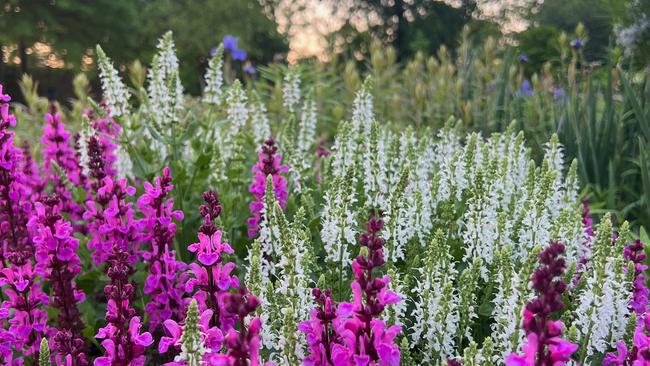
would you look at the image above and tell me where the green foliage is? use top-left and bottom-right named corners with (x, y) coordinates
top-left (331, 0), bottom-right (499, 61)
top-left (0, 0), bottom-right (141, 69)
top-left (517, 26), bottom-right (561, 72)
top-left (140, 0), bottom-right (288, 94)
top-left (535, 0), bottom-right (626, 61)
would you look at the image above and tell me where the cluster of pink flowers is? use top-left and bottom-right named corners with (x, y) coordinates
top-left (138, 167), bottom-right (187, 331)
top-left (0, 84), bottom-right (32, 263)
top-left (248, 138), bottom-right (288, 238)
top-left (41, 105), bottom-right (83, 186)
top-left (84, 176), bottom-right (139, 264)
top-left (209, 288), bottom-right (265, 366)
top-left (187, 191), bottom-right (239, 329)
top-left (159, 191), bottom-right (269, 366)
top-left (28, 194), bottom-right (87, 365)
top-left (19, 141), bottom-right (44, 198)
top-left (41, 105), bottom-right (85, 220)
top-left (506, 242), bottom-right (578, 366)
top-left (624, 240), bottom-right (649, 316)
top-left (0, 253), bottom-right (50, 361)
top-left (300, 211), bottom-right (401, 366)
top-left (95, 248), bottom-right (154, 366)
top-left (0, 84), bottom-right (272, 365)
top-left (604, 313), bottom-right (650, 365)
top-left (0, 84), bottom-right (49, 364)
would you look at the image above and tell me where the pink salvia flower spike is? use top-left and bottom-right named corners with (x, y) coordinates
top-left (505, 242), bottom-right (578, 366)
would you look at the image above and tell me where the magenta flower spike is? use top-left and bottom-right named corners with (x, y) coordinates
top-left (41, 103), bottom-right (86, 227)
top-left (299, 211), bottom-right (401, 366)
top-left (185, 192), bottom-right (239, 331)
top-left (27, 194), bottom-right (88, 364)
top-left (505, 242), bottom-right (578, 366)
top-left (41, 104), bottom-right (82, 186)
top-left (137, 167), bottom-right (187, 331)
top-left (624, 240), bottom-right (649, 316)
top-left (0, 83), bottom-right (32, 264)
top-left (247, 138), bottom-right (288, 238)
top-left (84, 107), bottom-right (122, 179)
top-left (0, 84), bottom-right (49, 363)
top-left (156, 191), bottom-right (274, 366)
top-left (84, 176), bottom-right (139, 265)
top-left (605, 313), bottom-right (650, 365)
top-left (210, 288), bottom-right (266, 366)
top-left (19, 141), bottom-right (44, 200)
top-left (298, 288), bottom-right (341, 365)
top-left (158, 191), bottom-right (239, 359)
top-left (0, 255), bottom-right (50, 360)
top-left (95, 248), bottom-right (153, 366)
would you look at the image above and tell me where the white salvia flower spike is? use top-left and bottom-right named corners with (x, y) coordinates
top-left (203, 44), bottom-right (224, 105)
top-left (96, 45), bottom-right (131, 117)
top-left (282, 68), bottom-right (301, 113)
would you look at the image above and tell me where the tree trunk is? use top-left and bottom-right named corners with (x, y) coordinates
top-left (19, 41), bottom-right (28, 75)
top-left (393, 0), bottom-right (406, 61)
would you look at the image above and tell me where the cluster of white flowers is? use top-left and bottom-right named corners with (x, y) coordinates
top-left (320, 95), bottom-right (600, 362)
top-left (250, 91), bottom-right (271, 145)
top-left (321, 173), bottom-right (357, 268)
top-left (202, 44), bottom-right (224, 105)
top-left (351, 77), bottom-right (374, 138)
top-left (383, 165), bottom-right (418, 262)
top-left (147, 31), bottom-right (184, 127)
top-left (282, 69), bottom-right (301, 113)
top-left (96, 45), bottom-right (131, 117)
top-left (114, 143), bottom-right (134, 179)
top-left (257, 175), bottom-right (281, 280)
top-left (268, 206), bottom-right (312, 364)
top-left (296, 97), bottom-right (317, 156)
top-left (572, 216), bottom-right (632, 362)
top-left (145, 31), bottom-right (184, 157)
top-left (245, 176), bottom-right (312, 364)
top-left (410, 232), bottom-right (460, 363)
top-left (489, 245), bottom-right (538, 360)
top-left (226, 80), bottom-right (249, 134)
top-left (361, 123), bottom-right (390, 210)
top-left (331, 78), bottom-right (374, 178)
top-left (221, 80), bottom-right (249, 161)
top-left (76, 116), bottom-right (93, 177)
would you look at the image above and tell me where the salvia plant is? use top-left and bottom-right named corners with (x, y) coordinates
top-left (1, 31), bottom-right (648, 366)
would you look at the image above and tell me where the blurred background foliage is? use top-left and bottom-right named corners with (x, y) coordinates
top-left (1, 0), bottom-right (649, 99)
top-left (0, 0), bottom-right (649, 230)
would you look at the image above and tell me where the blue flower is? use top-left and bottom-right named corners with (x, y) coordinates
top-left (220, 34), bottom-right (247, 61)
top-left (231, 48), bottom-right (247, 61)
top-left (553, 87), bottom-right (567, 103)
top-left (223, 35), bottom-right (238, 51)
top-left (518, 54), bottom-right (529, 63)
top-left (243, 64), bottom-right (257, 75)
top-left (515, 80), bottom-right (534, 97)
top-left (570, 38), bottom-right (583, 49)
